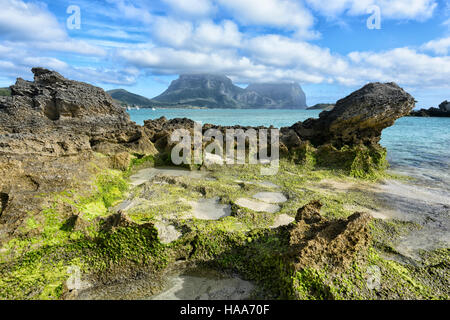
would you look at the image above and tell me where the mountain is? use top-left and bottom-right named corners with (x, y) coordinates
top-left (107, 89), bottom-right (155, 107)
top-left (244, 83), bottom-right (307, 109)
top-left (307, 103), bottom-right (335, 111)
top-left (152, 74), bottom-right (244, 108)
top-left (0, 87), bottom-right (11, 97)
top-left (151, 74), bottom-right (307, 109)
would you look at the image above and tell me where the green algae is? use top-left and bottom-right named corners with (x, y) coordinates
top-left (1, 151), bottom-right (448, 301)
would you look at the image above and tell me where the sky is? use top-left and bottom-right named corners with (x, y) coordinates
top-left (0, 0), bottom-right (449, 108)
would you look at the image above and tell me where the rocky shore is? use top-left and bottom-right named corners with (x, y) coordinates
top-left (408, 101), bottom-right (450, 117)
top-left (0, 68), bottom-right (448, 300)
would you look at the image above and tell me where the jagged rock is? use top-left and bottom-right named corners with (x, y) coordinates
top-left (110, 152), bottom-right (131, 171)
top-left (0, 68), bottom-right (157, 240)
top-left (0, 68), bottom-right (157, 156)
top-left (289, 201), bottom-right (372, 271)
top-left (291, 82), bottom-right (415, 147)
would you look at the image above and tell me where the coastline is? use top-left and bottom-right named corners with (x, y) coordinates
top-left (0, 69), bottom-right (448, 301)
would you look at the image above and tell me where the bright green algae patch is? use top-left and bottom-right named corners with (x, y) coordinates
top-left (0, 155), bottom-right (448, 300)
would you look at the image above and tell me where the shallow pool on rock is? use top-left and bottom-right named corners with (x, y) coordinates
top-left (150, 270), bottom-right (255, 300)
top-left (75, 268), bottom-right (257, 301)
top-left (129, 167), bottom-right (209, 186)
top-left (188, 197), bottom-right (232, 220)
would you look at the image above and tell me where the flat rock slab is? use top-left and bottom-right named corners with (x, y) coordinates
top-left (252, 192), bottom-right (287, 204)
top-left (236, 198), bottom-right (280, 213)
top-left (151, 275), bottom-right (254, 300)
top-left (256, 181), bottom-right (280, 189)
top-left (189, 197), bottom-right (231, 220)
top-left (271, 214), bottom-right (295, 228)
top-left (130, 168), bottom-right (208, 186)
top-left (234, 180), bottom-right (280, 189)
top-left (155, 222), bottom-right (182, 244)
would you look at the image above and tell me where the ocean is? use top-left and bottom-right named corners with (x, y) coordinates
top-left (128, 109), bottom-right (450, 193)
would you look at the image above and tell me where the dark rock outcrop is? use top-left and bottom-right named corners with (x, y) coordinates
top-left (409, 100), bottom-right (450, 117)
top-left (0, 68), bottom-right (157, 239)
top-left (290, 82), bottom-right (415, 147)
top-left (0, 67), bottom-right (156, 156)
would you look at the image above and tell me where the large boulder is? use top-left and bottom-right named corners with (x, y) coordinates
top-left (291, 82), bottom-right (415, 147)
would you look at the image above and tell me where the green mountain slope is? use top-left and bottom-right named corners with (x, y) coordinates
top-left (107, 89), bottom-right (155, 107)
top-left (0, 87), bottom-right (11, 97)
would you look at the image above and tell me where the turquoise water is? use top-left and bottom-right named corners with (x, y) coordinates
top-left (128, 109), bottom-right (450, 190)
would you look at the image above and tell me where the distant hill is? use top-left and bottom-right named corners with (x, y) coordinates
top-left (151, 74), bottom-right (307, 109)
top-left (0, 87), bottom-right (11, 97)
top-left (245, 83), bottom-right (307, 109)
top-left (307, 103), bottom-right (335, 111)
top-left (107, 89), bottom-right (155, 107)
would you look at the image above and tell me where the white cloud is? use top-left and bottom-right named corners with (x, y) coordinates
top-left (348, 48), bottom-right (450, 87)
top-left (422, 37), bottom-right (450, 55)
top-left (152, 18), bottom-right (242, 50)
top-left (162, 0), bottom-right (215, 16)
top-left (153, 17), bottom-right (194, 47)
top-left (306, 0), bottom-right (437, 21)
top-left (194, 20), bottom-right (242, 48)
top-left (107, 0), bottom-right (153, 24)
top-left (217, 0), bottom-right (318, 38)
top-left (0, 0), bottom-right (66, 41)
top-left (0, 0), bottom-right (106, 56)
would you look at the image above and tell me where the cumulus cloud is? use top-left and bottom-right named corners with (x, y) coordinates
top-left (0, 0), bottom-right (105, 56)
top-left (348, 47), bottom-right (450, 87)
top-left (217, 0), bottom-right (318, 39)
top-left (162, 0), bottom-right (215, 16)
top-left (115, 33), bottom-right (450, 89)
top-left (422, 37), bottom-right (450, 55)
top-left (305, 0), bottom-right (437, 21)
top-left (152, 18), bottom-right (242, 50)
top-left (0, 0), bottom-right (449, 92)
top-left (0, 0), bottom-right (66, 41)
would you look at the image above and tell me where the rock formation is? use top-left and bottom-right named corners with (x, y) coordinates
top-left (289, 82), bottom-right (415, 147)
top-left (409, 100), bottom-right (450, 117)
top-left (0, 68), bottom-right (157, 239)
top-left (290, 201), bottom-right (372, 271)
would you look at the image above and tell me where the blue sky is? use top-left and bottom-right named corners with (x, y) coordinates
top-left (0, 0), bottom-right (449, 107)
